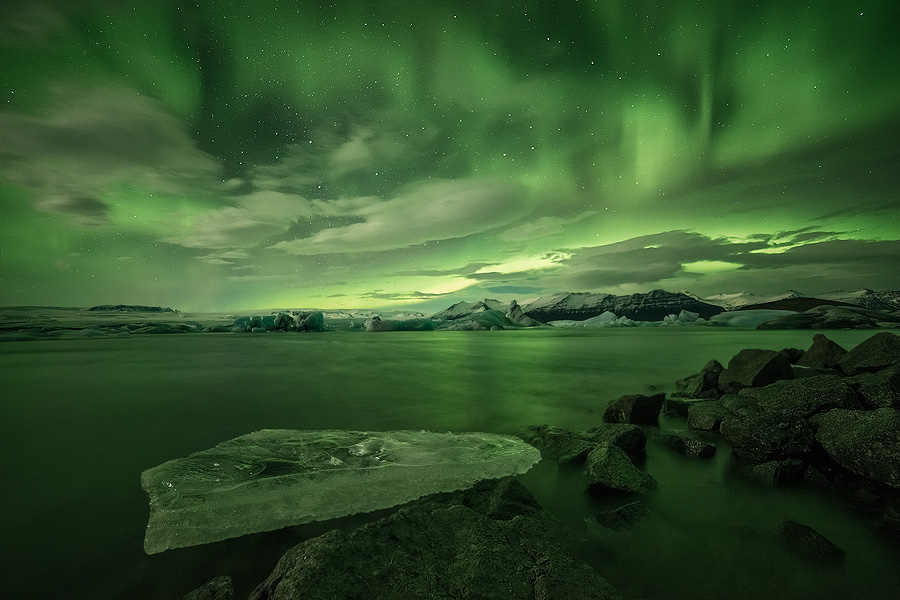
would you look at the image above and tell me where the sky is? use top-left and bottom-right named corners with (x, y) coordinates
top-left (1, 0), bottom-right (899, 313)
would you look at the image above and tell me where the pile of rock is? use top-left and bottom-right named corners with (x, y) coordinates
top-left (674, 331), bottom-right (900, 538)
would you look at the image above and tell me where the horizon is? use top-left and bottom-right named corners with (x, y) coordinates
top-left (2, 1), bottom-right (899, 312)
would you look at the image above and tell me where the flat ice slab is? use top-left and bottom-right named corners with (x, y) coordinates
top-left (141, 429), bottom-right (541, 554)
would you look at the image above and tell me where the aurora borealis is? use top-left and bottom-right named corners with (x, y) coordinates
top-left (2, 0), bottom-right (899, 312)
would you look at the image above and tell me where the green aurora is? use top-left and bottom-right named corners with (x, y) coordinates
top-left (1, 0), bottom-right (899, 311)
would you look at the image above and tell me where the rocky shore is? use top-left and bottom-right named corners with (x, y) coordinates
top-left (175, 331), bottom-right (900, 600)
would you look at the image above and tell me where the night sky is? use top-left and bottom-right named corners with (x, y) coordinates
top-left (2, 0), bottom-right (899, 312)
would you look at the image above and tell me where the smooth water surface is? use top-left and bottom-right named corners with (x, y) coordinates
top-left (1, 328), bottom-right (897, 599)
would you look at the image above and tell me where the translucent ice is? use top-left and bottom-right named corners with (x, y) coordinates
top-left (140, 429), bottom-right (541, 554)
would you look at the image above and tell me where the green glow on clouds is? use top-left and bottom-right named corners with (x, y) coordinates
top-left (1, 0), bottom-right (898, 312)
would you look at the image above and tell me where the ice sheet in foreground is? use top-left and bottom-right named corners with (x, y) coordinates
top-left (141, 429), bottom-right (541, 554)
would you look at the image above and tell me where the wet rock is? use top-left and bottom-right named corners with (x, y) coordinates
top-left (179, 576), bottom-right (234, 600)
top-left (848, 366), bottom-right (900, 409)
top-left (586, 423), bottom-right (647, 461)
top-left (516, 424), bottom-right (645, 464)
top-left (594, 501), bottom-right (651, 531)
top-left (686, 401), bottom-right (731, 431)
top-left (671, 359), bottom-right (723, 399)
top-left (583, 443), bottom-right (657, 495)
top-left (664, 397), bottom-right (708, 417)
top-left (812, 408), bottom-right (900, 488)
top-left (718, 349), bottom-right (794, 394)
top-left (248, 479), bottom-right (622, 600)
top-left (603, 393), bottom-right (665, 424)
top-left (776, 520), bottom-right (845, 564)
top-left (838, 331), bottom-right (900, 375)
top-left (795, 334), bottom-right (847, 370)
top-left (744, 459), bottom-right (807, 487)
top-left (655, 432), bottom-right (716, 458)
top-left (779, 347), bottom-right (805, 364)
top-left (716, 375), bottom-right (860, 461)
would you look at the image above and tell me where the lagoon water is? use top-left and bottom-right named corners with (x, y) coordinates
top-left (1, 328), bottom-right (898, 599)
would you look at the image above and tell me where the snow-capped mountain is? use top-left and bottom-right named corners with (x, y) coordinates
top-left (814, 289), bottom-right (900, 312)
top-left (697, 290), bottom-right (803, 310)
top-left (521, 289), bottom-right (725, 323)
top-left (430, 299), bottom-right (508, 320)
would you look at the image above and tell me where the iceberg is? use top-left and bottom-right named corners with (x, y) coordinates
top-left (140, 429), bottom-right (541, 554)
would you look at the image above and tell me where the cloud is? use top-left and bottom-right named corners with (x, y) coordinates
top-left (0, 85), bottom-right (222, 221)
top-left (271, 178), bottom-right (532, 255)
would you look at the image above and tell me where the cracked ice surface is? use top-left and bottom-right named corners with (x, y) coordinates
top-left (140, 429), bottom-right (541, 554)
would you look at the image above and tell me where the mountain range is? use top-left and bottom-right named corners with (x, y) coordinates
top-left (429, 288), bottom-right (900, 324)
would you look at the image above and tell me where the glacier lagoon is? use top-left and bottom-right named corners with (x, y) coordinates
top-left (1, 327), bottom-right (899, 599)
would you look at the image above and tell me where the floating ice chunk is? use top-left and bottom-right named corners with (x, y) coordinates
top-left (140, 429), bottom-right (540, 554)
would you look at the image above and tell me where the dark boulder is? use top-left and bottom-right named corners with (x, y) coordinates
top-left (586, 423), bottom-right (647, 461)
top-left (664, 397), bottom-right (708, 417)
top-left (603, 393), bottom-right (665, 424)
top-left (583, 443), bottom-right (657, 496)
top-left (655, 432), bottom-right (716, 458)
top-left (686, 402), bottom-right (731, 431)
top-left (248, 479), bottom-right (622, 600)
top-left (594, 501), bottom-right (651, 531)
top-left (777, 520), bottom-right (845, 564)
top-left (779, 347), bottom-right (805, 364)
top-left (848, 366), bottom-right (900, 409)
top-left (516, 424), bottom-right (645, 464)
top-left (838, 331), bottom-right (900, 375)
top-left (671, 359), bottom-right (723, 399)
top-left (718, 349), bottom-right (794, 394)
top-left (743, 459), bottom-right (807, 487)
top-left (812, 408), bottom-right (900, 488)
top-left (179, 576), bottom-right (234, 600)
top-left (716, 375), bottom-right (860, 461)
top-left (795, 334), bottom-right (847, 370)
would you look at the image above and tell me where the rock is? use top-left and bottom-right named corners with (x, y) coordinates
top-left (664, 397), bottom-right (708, 417)
top-left (776, 520), bottom-right (845, 564)
top-left (718, 349), bottom-right (794, 394)
top-left (686, 402), bottom-right (731, 431)
top-left (790, 364), bottom-right (836, 378)
top-left (655, 432), bottom-right (716, 458)
top-left (515, 424), bottom-right (645, 464)
top-left (795, 334), bottom-right (847, 370)
top-left (779, 347), bottom-right (805, 364)
top-left (583, 443), bottom-right (657, 495)
top-left (586, 424), bottom-right (647, 461)
top-left (248, 479), bottom-right (622, 600)
top-left (812, 408), bottom-right (900, 488)
top-left (603, 393), bottom-right (665, 424)
top-left (179, 576), bottom-right (234, 600)
top-left (671, 359), bottom-right (723, 399)
top-left (716, 375), bottom-right (860, 461)
top-left (743, 459), bottom-right (807, 487)
top-left (838, 331), bottom-right (900, 375)
top-left (594, 501), bottom-right (651, 531)
top-left (848, 366), bottom-right (900, 409)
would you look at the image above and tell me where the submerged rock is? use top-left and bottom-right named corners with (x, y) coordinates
top-left (718, 349), bottom-right (794, 394)
top-left (603, 393), bottom-right (665, 424)
top-left (248, 479), bottom-right (622, 600)
top-left (583, 443), bottom-right (656, 495)
top-left (812, 408), bottom-right (900, 488)
top-left (179, 576), bottom-right (234, 600)
top-left (671, 359), bottom-right (723, 399)
top-left (141, 429), bottom-right (541, 554)
top-left (594, 501), bottom-right (651, 531)
top-left (777, 520), bottom-right (845, 564)
top-left (838, 331), bottom-right (900, 375)
top-left (515, 424), bottom-right (645, 464)
top-left (655, 432), bottom-right (717, 458)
